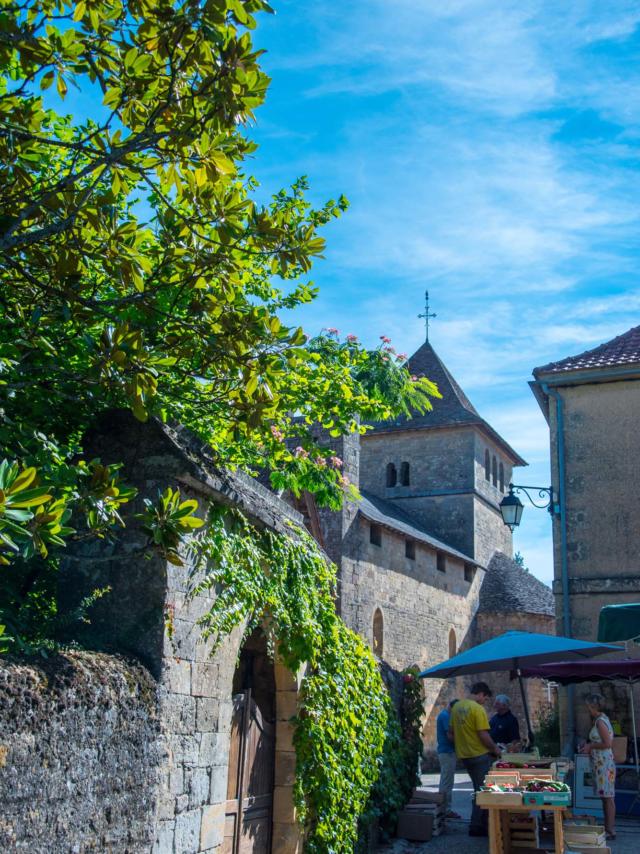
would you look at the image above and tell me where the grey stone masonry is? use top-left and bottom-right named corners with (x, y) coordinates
top-left (0, 652), bottom-right (162, 853)
top-left (50, 411), bottom-right (306, 854)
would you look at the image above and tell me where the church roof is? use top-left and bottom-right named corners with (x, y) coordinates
top-left (479, 552), bottom-right (555, 616)
top-left (358, 489), bottom-right (482, 567)
top-left (534, 325), bottom-right (640, 377)
top-left (370, 342), bottom-right (526, 466)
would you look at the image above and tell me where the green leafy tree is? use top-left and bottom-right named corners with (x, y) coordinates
top-left (0, 0), bottom-right (439, 643)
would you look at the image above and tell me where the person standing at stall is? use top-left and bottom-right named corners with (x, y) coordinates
top-left (437, 699), bottom-right (461, 818)
top-left (489, 694), bottom-right (521, 750)
top-left (580, 693), bottom-right (616, 840)
top-left (449, 682), bottom-right (502, 837)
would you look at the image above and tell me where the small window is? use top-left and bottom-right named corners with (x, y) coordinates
top-left (373, 608), bottom-right (384, 657)
top-left (370, 523), bottom-right (382, 546)
top-left (499, 462), bottom-right (505, 492)
top-left (464, 563), bottom-right (475, 583)
top-left (436, 552), bottom-right (446, 573)
top-left (492, 455), bottom-right (498, 487)
top-left (484, 449), bottom-right (490, 481)
top-left (400, 461), bottom-right (410, 486)
top-left (405, 539), bottom-right (415, 560)
top-left (386, 462), bottom-right (397, 488)
top-left (449, 627), bottom-right (457, 657)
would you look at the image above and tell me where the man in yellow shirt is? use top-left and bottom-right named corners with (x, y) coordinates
top-left (449, 681), bottom-right (502, 837)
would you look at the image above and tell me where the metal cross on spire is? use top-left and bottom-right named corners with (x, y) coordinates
top-left (418, 290), bottom-right (437, 342)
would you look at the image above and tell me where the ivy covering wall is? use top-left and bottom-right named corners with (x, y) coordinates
top-left (189, 505), bottom-right (423, 853)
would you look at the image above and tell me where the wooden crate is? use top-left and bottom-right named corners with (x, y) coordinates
top-left (476, 790), bottom-right (522, 807)
top-left (396, 811), bottom-right (434, 842)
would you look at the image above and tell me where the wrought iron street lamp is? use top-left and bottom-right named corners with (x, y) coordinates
top-left (499, 484), bottom-right (556, 531)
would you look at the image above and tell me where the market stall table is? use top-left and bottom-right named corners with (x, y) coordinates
top-left (480, 801), bottom-right (566, 854)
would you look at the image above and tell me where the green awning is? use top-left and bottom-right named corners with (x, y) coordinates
top-left (598, 604), bottom-right (640, 643)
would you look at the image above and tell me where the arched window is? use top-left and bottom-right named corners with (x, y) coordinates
top-left (492, 455), bottom-right (498, 487)
top-left (449, 627), bottom-right (457, 658)
top-left (373, 608), bottom-right (384, 657)
top-left (400, 461), bottom-right (410, 486)
top-left (386, 462), bottom-right (397, 488)
top-left (499, 462), bottom-right (505, 492)
top-left (484, 449), bottom-right (490, 481)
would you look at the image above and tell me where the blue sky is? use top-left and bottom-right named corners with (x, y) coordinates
top-left (242, 0), bottom-right (640, 585)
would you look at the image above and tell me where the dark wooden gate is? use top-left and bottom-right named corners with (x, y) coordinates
top-left (224, 688), bottom-right (275, 854)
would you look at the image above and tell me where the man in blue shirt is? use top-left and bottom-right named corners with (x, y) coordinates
top-left (437, 698), bottom-right (460, 818)
top-left (489, 694), bottom-right (521, 749)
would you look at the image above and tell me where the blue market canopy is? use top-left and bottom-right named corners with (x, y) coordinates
top-left (419, 630), bottom-right (623, 679)
top-left (598, 604), bottom-right (640, 643)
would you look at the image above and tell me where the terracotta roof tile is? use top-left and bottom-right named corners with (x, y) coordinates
top-left (534, 325), bottom-right (640, 376)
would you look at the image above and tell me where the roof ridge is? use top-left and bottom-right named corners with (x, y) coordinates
top-left (359, 488), bottom-right (480, 565)
top-left (413, 342), bottom-right (480, 417)
top-left (479, 551), bottom-right (554, 616)
top-left (534, 324), bottom-right (640, 376)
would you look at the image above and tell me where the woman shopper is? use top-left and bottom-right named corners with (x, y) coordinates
top-left (579, 692), bottom-right (616, 840)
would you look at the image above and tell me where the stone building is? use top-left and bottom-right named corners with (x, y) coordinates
top-left (531, 324), bottom-right (640, 742)
top-left (0, 412), bottom-right (308, 854)
top-left (301, 339), bottom-right (555, 750)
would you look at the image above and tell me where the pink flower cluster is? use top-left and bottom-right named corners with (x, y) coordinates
top-left (270, 425), bottom-right (285, 442)
top-left (380, 335), bottom-right (392, 344)
top-left (294, 446), bottom-right (309, 459)
top-left (326, 327), bottom-right (339, 335)
top-left (329, 456), bottom-right (343, 469)
top-left (346, 334), bottom-right (358, 342)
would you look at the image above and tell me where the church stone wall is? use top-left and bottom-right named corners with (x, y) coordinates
top-left (360, 427), bottom-right (475, 500)
top-left (474, 498), bottom-right (513, 567)
top-left (339, 514), bottom-right (482, 750)
top-left (359, 427), bottom-right (476, 557)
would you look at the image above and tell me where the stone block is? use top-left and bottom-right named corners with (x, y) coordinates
top-left (209, 766), bottom-right (228, 804)
top-left (274, 750), bottom-right (296, 787)
top-left (196, 697), bottom-right (219, 732)
top-left (200, 731), bottom-right (228, 767)
top-left (275, 721), bottom-right (295, 753)
top-left (187, 766), bottom-right (211, 809)
top-left (170, 733), bottom-right (201, 766)
top-left (163, 657), bottom-right (191, 696)
top-left (192, 662), bottom-right (219, 698)
top-left (164, 694), bottom-right (196, 733)
top-left (273, 785), bottom-right (297, 824)
top-left (169, 767), bottom-right (185, 796)
top-left (276, 691), bottom-right (298, 721)
top-left (152, 820), bottom-right (175, 854)
top-left (174, 808), bottom-right (201, 852)
top-left (271, 821), bottom-right (303, 854)
top-left (200, 802), bottom-right (225, 851)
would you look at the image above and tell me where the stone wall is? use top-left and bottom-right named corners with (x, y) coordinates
top-left (339, 514), bottom-right (482, 749)
top-left (56, 412), bottom-right (304, 854)
top-left (547, 379), bottom-right (640, 640)
top-left (0, 652), bottom-right (162, 853)
top-left (544, 380), bottom-right (640, 749)
top-left (360, 426), bottom-right (515, 564)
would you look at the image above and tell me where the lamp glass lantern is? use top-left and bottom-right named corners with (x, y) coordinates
top-left (500, 488), bottom-right (524, 531)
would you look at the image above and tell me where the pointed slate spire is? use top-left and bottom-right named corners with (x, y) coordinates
top-left (372, 340), bottom-right (526, 466)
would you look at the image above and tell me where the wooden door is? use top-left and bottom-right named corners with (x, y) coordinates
top-left (223, 689), bottom-right (275, 854)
